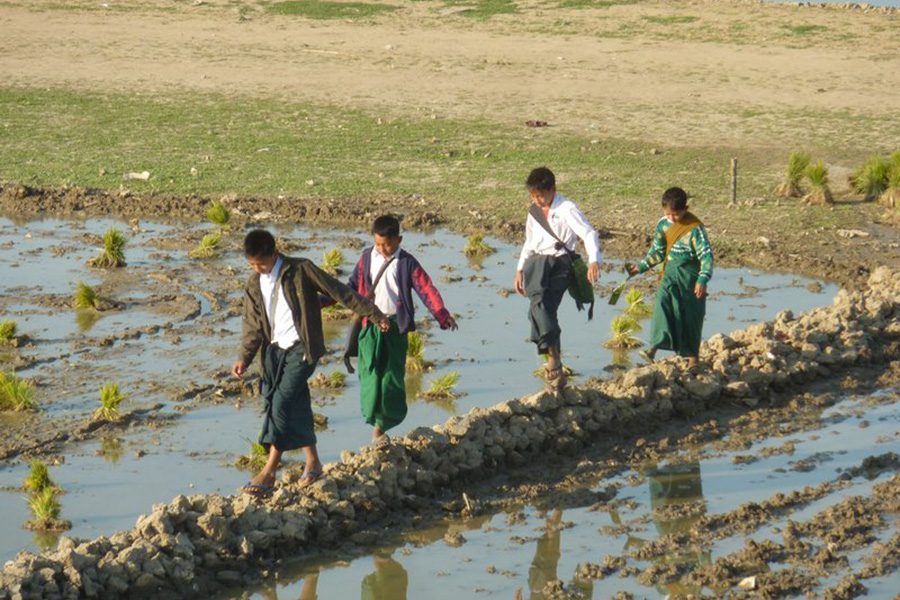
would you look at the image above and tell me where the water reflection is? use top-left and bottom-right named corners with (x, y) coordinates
top-left (528, 511), bottom-right (593, 600)
top-left (99, 437), bottom-right (123, 465)
top-left (361, 549), bottom-right (408, 600)
top-left (631, 461), bottom-right (711, 596)
top-left (75, 310), bottom-right (101, 333)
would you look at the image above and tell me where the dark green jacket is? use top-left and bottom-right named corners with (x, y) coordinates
top-left (239, 255), bottom-right (385, 368)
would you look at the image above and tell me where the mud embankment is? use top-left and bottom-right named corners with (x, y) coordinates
top-left (2, 267), bottom-right (900, 600)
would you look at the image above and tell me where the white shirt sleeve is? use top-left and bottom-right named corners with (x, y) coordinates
top-left (516, 214), bottom-right (536, 272)
top-left (563, 203), bottom-right (602, 266)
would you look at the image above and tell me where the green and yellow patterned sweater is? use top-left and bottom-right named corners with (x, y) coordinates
top-left (636, 216), bottom-right (714, 285)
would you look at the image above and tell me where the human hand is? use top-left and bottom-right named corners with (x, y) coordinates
top-left (444, 315), bottom-right (459, 331)
top-left (627, 263), bottom-right (640, 276)
top-left (378, 318), bottom-right (391, 333)
top-left (514, 270), bottom-right (525, 296)
top-left (694, 283), bottom-right (707, 299)
top-left (587, 261), bottom-right (600, 284)
top-left (232, 360), bottom-right (246, 380)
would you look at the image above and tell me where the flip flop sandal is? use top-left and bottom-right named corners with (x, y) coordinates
top-left (545, 365), bottom-right (567, 391)
top-left (374, 434), bottom-right (392, 450)
top-left (240, 483), bottom-right (274, 498)
top-left (297, 470), bottom-right (323, 488)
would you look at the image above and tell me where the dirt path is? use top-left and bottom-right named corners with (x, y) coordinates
top-left (0, 1), bottom-right (898, 147)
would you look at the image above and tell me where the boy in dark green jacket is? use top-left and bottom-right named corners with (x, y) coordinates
top-left (232, 230), bottom-right (388, 496)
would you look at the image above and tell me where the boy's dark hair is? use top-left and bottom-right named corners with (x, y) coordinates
top-left (244, 229), bottom-right (276, 258)
top-left (526, 167), bottom-right (555, 191)
top-left (661, 187), bottom-right (688, 211)
top-left (372, 215), bottom-right (401, 238)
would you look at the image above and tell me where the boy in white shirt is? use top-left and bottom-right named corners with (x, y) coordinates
top-left (514, 167), bottom-right (602, 390)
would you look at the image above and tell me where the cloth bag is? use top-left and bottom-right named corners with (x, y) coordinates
top-left (343, 254), bottom-right (396, 373)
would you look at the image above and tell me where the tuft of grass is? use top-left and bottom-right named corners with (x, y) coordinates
top-left (87, 228), bottom-right (127, 268)
top-left (558, 0), bottom-right (637, 8)
top-left (0, 371), bottom-right (37, 411)
top-left (247, 440), bottom-right (269, 471)
top-left (0, 320), bottom-right (17, 343)
top-left (624, 288), bottom-right (653, 318)
top-left (24, 461), bottom-right (55, 493)
top-left (406, 332), bottom-right (426, 373)
top-left (880, 163), bottom-right (900, 209)
top-left (423, 371), bottom-right (460, 399)
top-left (73, 281), bottom-right (100, 310)
top-left (603, 315), bottom-right (644, 349)
top-left (94, 382), bottom-right (126, 422)
top-left (851, 155), bottom-right (890, 201)
top-left (205, 200), bottom-right (231, 228)
top-left (463, 232), bottom-right (496, 257)
top-left (188, 231), bottom-right (223, 259)
top-left (804, 161), bottom-right (833, 205)
top-left (644, 15), bottom-right (698, 25)
top-left (310, 371), bottom-right (346, 389)
top-left (26, 488), bottom-right (61, 524)
top-left (775, 150), bottom-right (811, 198)
top-left (321, 248), bottom-right (343, 275)
top-left (784, 24), bottom-right (827, 35)
top-left (267, 0), bottom-right (398, 19)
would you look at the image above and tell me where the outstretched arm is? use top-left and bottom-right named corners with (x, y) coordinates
top-left (303, 262), bottom-right (389, 330)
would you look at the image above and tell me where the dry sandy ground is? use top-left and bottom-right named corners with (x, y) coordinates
top-left (0, 0), bottom-right (898, 147)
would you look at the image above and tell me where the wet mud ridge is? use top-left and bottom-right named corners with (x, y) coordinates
top-left (3, 267), bottom-right (900, 600)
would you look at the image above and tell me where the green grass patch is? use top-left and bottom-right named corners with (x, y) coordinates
top-left (643, 15), bottom-right (698, 25)
top-left (443, 0), bottom-right (517, 19)
top-left (784, 24), bottom-right (827, 36)
top-left (558, 0), bottom-right (637, 8)
top-left (267, 0), bottom-right (398, 19)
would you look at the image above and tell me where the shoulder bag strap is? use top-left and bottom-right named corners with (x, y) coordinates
top-left (529, 203), bottom-right (573, 257)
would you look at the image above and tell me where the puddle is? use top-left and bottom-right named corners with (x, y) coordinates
top-left (0, 216), bottom-right (842, 563)
top-left (220, 390), bottom-right (900, 600)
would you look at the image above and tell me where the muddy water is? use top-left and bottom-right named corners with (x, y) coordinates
top-left (225, 390), bottom-right (900, 600)
top-left (0, 216), bottom-right (838, 563)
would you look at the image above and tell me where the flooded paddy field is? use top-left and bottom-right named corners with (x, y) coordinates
top-left (5, 214), bottom-right (899, 600)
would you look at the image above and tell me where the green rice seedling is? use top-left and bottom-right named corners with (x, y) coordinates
top-left (24, 461), bottom-right (54, 493)
top-left (188, 232), bottom-right (223, 259)
top-left (0, 320), bottom-right (17, 344)
top-left (406, 332), bottom-right (426, 373)
top-left (881, 164), bottom-right (900, 209)
top-left (26, 488), bottom-right (60, 524)
top-left (851, 155), bottom-right (890, 201)
top-left (624, 288), bottom-right (653, 318)
top-left (423, 371), bottom-right (459, 399)
top-left (73, 281), bottom-right (100, 310)
top-left (205, 200), bottom-right (231, 228)
top-left (87, 228), bottom-right (126, 268)
top-left (774, 150), bottom-right (811, 198)
top-left (94, 382), bottom-right (126, 422)
top-left (603, 315), bottom-right (644, 349)
top-left (247, 440), bottom-right (269, 471)
top-left (804, 161), bottom-right (834, 205)
top-left (321, 248), bottom-right (343, 275)
top-left (310, 371), bottom-right (346, 389)
top-left (463, 233), bottom-right (496, 257)
top-left (0, 371), bottom-right (37, 411)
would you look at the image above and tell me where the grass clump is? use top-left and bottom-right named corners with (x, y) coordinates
top-left (775, 150), bottom-right (811, 198)
top-left (188, 232), bottom-right (223, 259)
top-left (94, 382), bottom-right (126, 422)
top-left (406, 332), bottom-right (426, 373)
top-left (243, 441), bottom-right (269, 471)
top-left (463, 232), bottom-right (496, 257)
top-left (804, 161), bottom-right (833, 205)
top-left (267, 0), bottom-right (398, 19)
top-left (422, 371), bottom-right (460, 399)
top-left (24, 461), bottom-right (55, 493)
top-left (879, 152), bottom-right (900, 208)
top-left (624, 288), bottom-right (653, 318)
top-left (0, 320), bottom-right (17, 344)
top-left (26, 488), bottom-right (60, 524)
top-left (310, 371), bottom-right (346, 389)
top-left (321, 248), bottom-right (343, 276)
top-left (205, 200), bottom-right (231, 228)
top-left (851, 155), bottom-right (890, 201)
top-left (603, 315), bottom-right (644, 349)
top-left (87, 228), bottom-right (126, 268)
top-left (73, 281), bottom-right (100, 310)
top-left (0, 371), bottom-right (37, 411)
top-left (643, 15), bottom-right (699, 24)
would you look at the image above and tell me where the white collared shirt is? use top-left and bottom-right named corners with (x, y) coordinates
top-left (259, 256), bottom-right (301, 350)
top-left (369, 247), bottom-right (401, 316)
top-left (516, 193), bottom-right (602, 271)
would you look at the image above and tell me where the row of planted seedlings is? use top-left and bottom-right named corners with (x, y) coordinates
top-left (775, 148), bottom-right (900, 206)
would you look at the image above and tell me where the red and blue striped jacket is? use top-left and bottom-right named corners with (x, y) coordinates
top-left (349, 247), bottom-right (453, 334)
